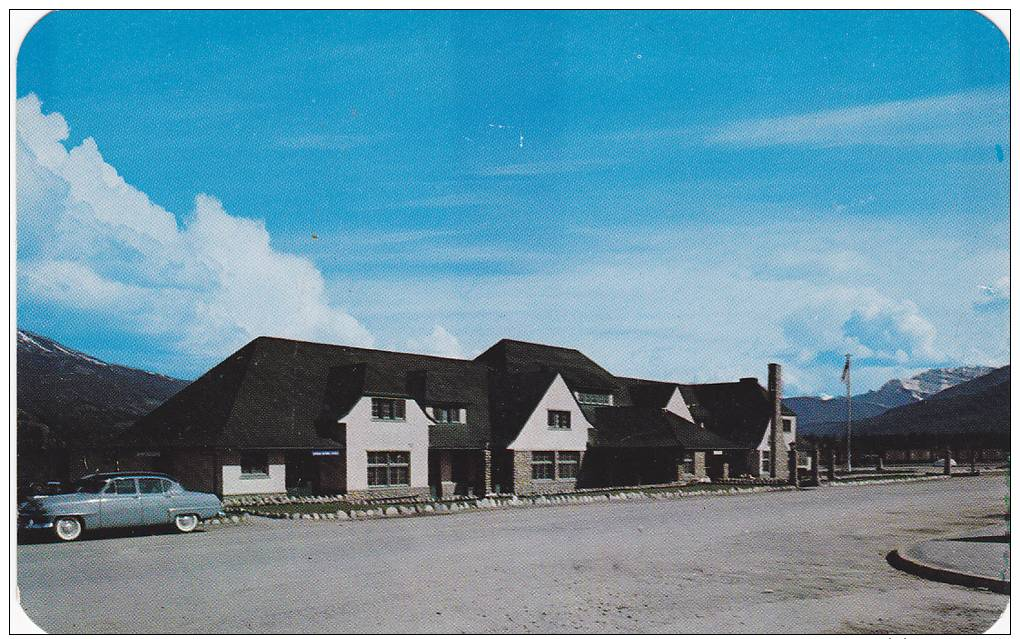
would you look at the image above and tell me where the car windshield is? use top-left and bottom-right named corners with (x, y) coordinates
top-left (71, 478), bottom-right (109, 493)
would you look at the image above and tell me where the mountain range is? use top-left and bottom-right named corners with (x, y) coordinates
top-left (17, 330), bottom-right (188, 460)
top-left (785, 366), bottom-right (995, 426)
top-left (795, 365), bottom-right (1009, 444)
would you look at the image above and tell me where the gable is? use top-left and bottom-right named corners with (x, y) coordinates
top-left (664, 387), bottom-right (695, 422)
top-left (507, 374), bottom-right (594, 451)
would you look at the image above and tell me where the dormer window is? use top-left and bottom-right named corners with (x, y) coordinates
top-left (547, 410), bottom-right (571, 430)
top-left (432, 406), bottom-right (464, 424)
top-left (371, 398), bottom-right (405, 421)
top-left (576, 392), bottom-right (613, 406)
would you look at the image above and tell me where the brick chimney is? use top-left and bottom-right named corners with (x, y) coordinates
top-left (767, 363), bottom-right (786, 480)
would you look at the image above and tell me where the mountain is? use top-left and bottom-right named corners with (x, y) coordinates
top-left (787, 365), bottom-right (995, 430)
top-left (17, 330), bottom-right (188, 481)
top-left (798, 366), bottom-right (1009, 445)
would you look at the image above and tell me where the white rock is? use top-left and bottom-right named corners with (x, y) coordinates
top-left (385, 506), bottom-right (399, 517)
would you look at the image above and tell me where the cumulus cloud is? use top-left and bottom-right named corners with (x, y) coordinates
top-left (404, 325), bottom-right (464, 359)
top-left (16, 93), bottom-right (374, 359)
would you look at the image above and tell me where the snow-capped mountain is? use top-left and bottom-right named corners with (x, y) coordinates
top-left (17, 329), bottom-right (189, 484)
top-left (860, 366), bottom-right (996, 408)
top-left (787, 365), bottom-right (995, 427)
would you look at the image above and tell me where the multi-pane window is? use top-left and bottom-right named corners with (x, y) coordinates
top-left (531, 451), bottom-right (555, 480)
top-left (240, 452), bottom-right (269, 475)
top-left (432, 406), bottom-right (463, 424)
top-left (782, 418), bottom-right (793, 433)
top-left (371, 398), bottom-right (406, 421)
top-left (761, 450), bottom-right (771, 473)
top-left (547, 410), bottom-right (571, 430)
top-left (367, 451), bottom-right (411, 486)
top-left (576, 392), bottom-right (613, 406)
top-left (557, 451), bottom-right (581, 479)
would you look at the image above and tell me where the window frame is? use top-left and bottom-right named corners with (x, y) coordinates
top-left (371, 397), bottom-right (407, 421)
top-left (240, 451), bottom-right (270, 477)
top-left (432, 406), bottom-right (463, 424)
top-left (367, 451), bottom-right (411, 487)
top-left (531, 451), bottom-right (556, 480)
top-left (576, 391), bottom-right (613, 406)
top-left (761, 449), bottom-right (771, 473)
top-left (547, 410), bottom-right (571, 430)
top-left (782, 417), bottom-right (793, 433)
top-left (556, 451), bottom-right (581, 479)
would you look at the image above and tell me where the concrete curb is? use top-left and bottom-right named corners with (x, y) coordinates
top-left (887, 547), bottom-right (1010, 595)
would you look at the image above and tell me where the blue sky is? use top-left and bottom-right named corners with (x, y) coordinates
top-left (16, 10), bottom-right (1009, 395)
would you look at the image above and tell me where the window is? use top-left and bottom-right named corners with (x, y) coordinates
top-left (138, 478), bottom-right (169, 494)
top-left (782, 418), bottom-right (793, 433)
top-left (557, 451), bottom-right (581, 479)
top-left (761, 450), bottom-right (771, 473)
top-left (108, 478), bottom-right (137, 494)
top-left (240, 452), bottom-right (269, 476)
top-left (531, 452), bottom-right (555, 480)
top-left (576, 392), bottom-right (613, 406)
top-left (432, 406), bottom-right (463, 424)
top-left (367, 451), bottom-right (410, 486)
top-left (371, 398), bottom-right (406, 421)
top-left (547, 410), bottom-right (571, 430)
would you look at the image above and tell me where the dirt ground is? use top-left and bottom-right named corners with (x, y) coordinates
top-left (17, 474), bottom-right (1009, 633)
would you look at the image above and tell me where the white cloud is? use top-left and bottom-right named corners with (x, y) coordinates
top-left (710, 88), bottom-right (1008, 147)
top-left (16, 93), bottom-right (374, 358)
top-left (404, 325), bottom-right (463, 358)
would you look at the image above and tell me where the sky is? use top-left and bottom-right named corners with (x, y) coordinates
top-left (15, 10), bottom-right (1010, 395)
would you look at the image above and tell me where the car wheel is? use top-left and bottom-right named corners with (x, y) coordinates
top-left (54, 517), bottom-right (83, 542)
top-left (174, 514), bottom-right (199, 533)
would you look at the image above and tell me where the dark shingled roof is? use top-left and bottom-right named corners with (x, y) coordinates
top-left (677, 380), bottom-right (774, 448)
top-left (131, 336), bottom-right (494, 450)
top-left (131, 334), bottom-right (795, 455)
top-left (475, 339), bottom-right (623, 394)
top-left (589, 407), bottom-right (742, 450)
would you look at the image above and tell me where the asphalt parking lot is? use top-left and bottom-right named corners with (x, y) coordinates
top-left (17, 474), bottom-right (1009, 633)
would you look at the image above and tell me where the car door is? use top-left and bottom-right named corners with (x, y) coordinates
top-left (100, 478), bottom-right (142, 527)
top-left (137, 478), bottom-right (173, 525)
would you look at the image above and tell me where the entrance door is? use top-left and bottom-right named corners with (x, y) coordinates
top-left (285, 452), bottom-right (319, 495)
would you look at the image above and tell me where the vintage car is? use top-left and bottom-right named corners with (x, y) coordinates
top-left (18, 472), bottom-right (222, 541)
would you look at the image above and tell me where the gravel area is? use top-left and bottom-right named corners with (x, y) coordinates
top-left (16, 474), bottom-right (1009, 633)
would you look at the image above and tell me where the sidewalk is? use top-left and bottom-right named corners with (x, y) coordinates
top-left (889, 524), bottom-right (1010, 594)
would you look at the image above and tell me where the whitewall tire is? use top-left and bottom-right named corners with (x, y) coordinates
top-left (54, 517), bottom-right (83, 542)
top-left (174, 514), bottom-right (199, 533)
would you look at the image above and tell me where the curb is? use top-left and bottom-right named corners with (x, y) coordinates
top-left (887, 547), bottom-right (1010, 595)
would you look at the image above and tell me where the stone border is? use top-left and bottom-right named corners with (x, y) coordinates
top-left (198, 512), bottom-right (255, 529)
top-left (887, 546), bottom-right (1010, 595)
top-left (228, 472), bottom-right (982, 524)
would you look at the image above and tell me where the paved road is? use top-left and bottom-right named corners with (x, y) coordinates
top-left (17, 475), bottom-right (1009, 633)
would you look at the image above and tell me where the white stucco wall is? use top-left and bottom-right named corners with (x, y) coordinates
top-left (507, 374), bottom-right (594, 451)
top-left (341, 396), bottom-right (430, 491)
top-left (664, 387), bottom-right (696, 422)
top-left (222, 464), bottom-right (286, 495)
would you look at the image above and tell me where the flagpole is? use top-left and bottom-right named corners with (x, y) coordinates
top-left (845, 353), bottom-right (853, 472)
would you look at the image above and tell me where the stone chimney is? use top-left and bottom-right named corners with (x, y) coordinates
top-left (767, 363), bottom-right (787, 480)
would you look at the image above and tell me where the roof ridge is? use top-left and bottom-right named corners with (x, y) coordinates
top-left (252, 335), bottom-right (480, 364)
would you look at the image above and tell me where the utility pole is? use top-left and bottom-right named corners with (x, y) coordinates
top-left (842, 353), bottom-right (853, 472)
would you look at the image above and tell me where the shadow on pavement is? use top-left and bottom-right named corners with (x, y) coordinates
top-left (17, 526), bottom-right (208, 545)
